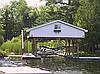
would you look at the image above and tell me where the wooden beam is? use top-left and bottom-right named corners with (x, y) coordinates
top-left (76, 39), bottom-right (79, 57)
top-left (72, 39), bottom-right (74, 56)
top-left (32, 38), bottom-right (37, 53)
top-left (65, 39), bottom-right (68, 55)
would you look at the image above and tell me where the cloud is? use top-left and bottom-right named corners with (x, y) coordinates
top-left (0, 0), bottom-right (11, 8)
top-left (0, 0), bottom-right (47, 8)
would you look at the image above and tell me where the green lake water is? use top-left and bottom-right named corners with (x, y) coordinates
top-left (0, 57), bottom-right (100, 74)
top-left (25, 57), bottom-right (100, 74)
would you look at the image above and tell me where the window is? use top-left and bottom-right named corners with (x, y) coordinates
top-left (54, 25), bottom-right (61, 29)
top-left (55, 25), bottom-right (57, 29)
top-left (54, 24), bottom-right (61, 32)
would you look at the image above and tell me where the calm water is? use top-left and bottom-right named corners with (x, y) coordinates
top-left (0, 57), bottom-right (100, 74)
top-left (25, 57), bottom-right (100, 74)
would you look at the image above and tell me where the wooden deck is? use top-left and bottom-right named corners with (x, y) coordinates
top-left (0, 67), bottom-right (52, 74)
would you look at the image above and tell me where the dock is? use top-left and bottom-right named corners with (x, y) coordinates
top-left (8, 54), bottom-right (58, 59)
top-left (64, 56), bottom-right (100, 61)
top-left (8, 55), bottom-right (22, 58)
top-left (8, 54), bottom-right (41, 59)
top-left (22, 55), bottom-right (41, 59)
top-left (57, 53), bottom-right (100, 60)
top-left (0, 67), bottom-right (52, 74)
top-left (73, 57), bottom-right (100, 60)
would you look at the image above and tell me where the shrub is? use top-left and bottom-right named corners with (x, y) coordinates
top-left (0, 36), bottom-right (32, 54)
top-left (0, 50), bottom-right (7, 57)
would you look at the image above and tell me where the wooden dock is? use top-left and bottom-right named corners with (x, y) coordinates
top-left (64, 56), bottom-right (100, 61)
top-left (73, 57), bottom-right (100, 60)
top-left (8, 54), bottom-right (41, 59)
top-left (0, 67), bottom-right (52, 74)
top-left (22, 55), bottom-right (41, 59)
top-left (8, 55), bottom-right (22, 58)
top-left (57, 53), bottom-right (100, 60)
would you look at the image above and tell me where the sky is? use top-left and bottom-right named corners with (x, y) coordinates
top-left (0, 0), bottom-right (47, 8)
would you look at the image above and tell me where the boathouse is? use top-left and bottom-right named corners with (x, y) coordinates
top-left (25, 20), bottom-right (88, 56)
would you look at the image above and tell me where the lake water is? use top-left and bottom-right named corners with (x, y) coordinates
top-left (25, 57), bottom-right (100, 74)
top-left (0, 57), bottom-right (100, 74)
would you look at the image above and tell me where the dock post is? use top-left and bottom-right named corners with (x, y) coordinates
top-left (76, 40), bottom-right (79, 57)
top-left (65, 39), bottom-right (68, 55)
top-left (72, 39), bottom-right (74, 56)
top-left (68, 39), bottom-right (70, 55)
top-left (32, 38), bottom-right (38, 54)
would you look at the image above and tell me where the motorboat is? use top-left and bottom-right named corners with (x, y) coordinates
top-left (36, 46), bottom-right (60, 58)
top-left (22, 53), bottom-right (41, 59)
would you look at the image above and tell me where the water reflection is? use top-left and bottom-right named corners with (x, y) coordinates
top-left (25, 57), bottom-right (100, 74)
top-left (0, 57), bottom-right (100, 74)
top-left (0, 58), bottom-right (27, 67)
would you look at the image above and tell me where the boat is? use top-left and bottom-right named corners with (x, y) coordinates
top-left (36, 46), bottom-right (56, 55)
top-left (22, 53), bottom-right (41, 59)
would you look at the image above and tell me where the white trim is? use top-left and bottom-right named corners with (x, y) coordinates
top-left (59, 20), bottom-right (88, 32)
top-left (30, 35), bottom-right (85, 38)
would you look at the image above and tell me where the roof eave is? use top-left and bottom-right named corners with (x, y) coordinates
top-left (26, 20), bottom-right (88, 33)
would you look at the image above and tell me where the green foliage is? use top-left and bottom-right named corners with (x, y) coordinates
top-left (78, 51), bottom-right (96, 57)
top-left (0, 0), bottom-right (29, 40)
top-left (0, 50), bottom-right (7, 57)
top-left (0, 24), bottom-right (5, 52)
top-left (24, 40), bottom-right (32, 53)
top-left (0, 36), bottom-right (32, 54)
top-left (0, 0), bottom-right (80, 41)
top-left (0, 37), bottom-right (20, 54)
top-left (0, 0), bottom-right (100, 55)
top-left (75, 0), bottom-right (100, 49)
top-left (38, 40), bottom-right (64, 49)
top-left (38, 41), bottom-right (57, 48)
top-left (0, 35), bottom-right (4, 45)
top-left (0, 17), bottom-right (4, 45)
top-left (46, 0), bottom-right (80, 24)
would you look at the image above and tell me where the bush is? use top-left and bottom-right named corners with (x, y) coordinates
top-left (0, 36), bottom-right (32, 54)
top-left (78, 51), bottom-right (96, 57)
top-left (0, 50), bottom-right (7, 57)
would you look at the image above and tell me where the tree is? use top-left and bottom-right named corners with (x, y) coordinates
top-left (0, 10), bottom-right (4, 45)
top-left (0, 0), bottom-right (29, 40)
top-left (0, 24), bottom-right (4, 45)
top-left (46, 0), bottom-right (80, 24)
top-left (75, 0), bottom-right (100, 50)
